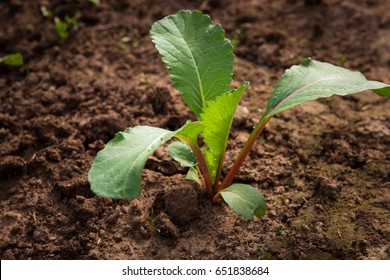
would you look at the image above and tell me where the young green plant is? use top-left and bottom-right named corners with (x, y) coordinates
top-left (54, 15), bottom-right (77, 40)
top-left (0, 53), bottom-right (24, 67)
top-left (88, 10), bottom-right (390, 220)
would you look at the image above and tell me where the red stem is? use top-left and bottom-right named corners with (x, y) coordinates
top-left (176, 136), bottom-right (213, 199)
top-left (216, 116), bottom-right (271, 194)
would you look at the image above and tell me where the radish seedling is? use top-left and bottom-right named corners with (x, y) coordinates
top-left (55, 16), bottom-right (77, 40)
top-left (40, 6), bottom-right (52, 18)
top-left (88, 10), bottom-right (390, 220)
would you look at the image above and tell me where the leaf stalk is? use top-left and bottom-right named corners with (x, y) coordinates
top-left (216, 115), bottom-right (271, 193)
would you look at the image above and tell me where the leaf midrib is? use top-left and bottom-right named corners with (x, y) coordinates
top-left (169, 19), bottom-right (205, 108)
top-left (269, 76), bottom-right (353, 116)
top-left (222, 190), bottom-right (257, 208)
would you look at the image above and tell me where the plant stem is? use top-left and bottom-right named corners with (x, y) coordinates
top-left (212, 151), bottom-right (225, 193)
top-left (177, 136), bottom-right (214, 199)
top-left (216, 116), bottom-right (271, 193)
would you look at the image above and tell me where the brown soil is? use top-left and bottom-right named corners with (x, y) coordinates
top-left (1, 0), bottom-right (389, 260)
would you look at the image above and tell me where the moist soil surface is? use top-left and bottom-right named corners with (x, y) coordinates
top-left (1, 0), bottom-right (389, 260)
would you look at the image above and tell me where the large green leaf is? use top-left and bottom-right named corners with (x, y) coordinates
top-left (220, 184), bottom-right (266, 220)
top-left (89, 122), bottom-right (202, 199)
top-left (265, 59), bottom-right (390, 116)
top-left (201, 82), bottom-right (249, 183)
top-left (89, 126), bottom-right (178, 199)
top-left (150, 10), bottom-right (234, 116)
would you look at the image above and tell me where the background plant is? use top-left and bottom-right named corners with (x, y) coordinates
top-left (88, 10), bottom-right (389, 220)
top-left (0, 53), bottom-right (24, 67)
top-left (54, 15), bottom-right (77, 40)
top-left (39, 5), bottom-right (78, 40)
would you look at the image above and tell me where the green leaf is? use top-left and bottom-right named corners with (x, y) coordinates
top-left (201, 82), bottom-right (249, 183)
top-left (168, 140), bottom-right (197, 168)
top-left (186, 167), bottom-right (201, 185)
top-left (265, 58), bottom-right (390, 116)
top-left (220, 183), bottom-right (266, 220)
top-left (54, 17), bottom-right (69, 40)
top-left (64, 15), bottom-right (77, 26)
top-left (204, 147), bottom-right (217, 183)
top-left (40, 6), bottom-right (52, 17)
top-left (150, 10), bottom-right (234, 116)
top-left (0, 53), bottom-right (24, 66)
top-left (88, 0), bottom-right (100, 5)
top-left (89, 121), bottom-right (201, 199)
top-left (89, 126), bottom-right (178, 199)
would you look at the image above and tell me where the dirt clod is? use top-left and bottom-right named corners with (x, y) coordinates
top-left (155, 212), bottom-right (181, 239)
top-left (0, 156), bottom-right (26, 179)
top-left (164, 184), bottom-right (199, 225)
top-left (316, 177), bottom-right (341, 200)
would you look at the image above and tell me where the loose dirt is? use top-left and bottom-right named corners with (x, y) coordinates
top-left (1, 0), bottom-right (389, 259)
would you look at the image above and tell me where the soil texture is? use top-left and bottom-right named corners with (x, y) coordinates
top-left (0, 0), bottom-right (389, 259)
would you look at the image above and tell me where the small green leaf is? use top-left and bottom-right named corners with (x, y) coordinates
top-left (201, 82), bottom-right (249, 183)
top-left (150, 10), bottom-right (234, 116)
top-left (265, 59), bottom-right (390, 116)
top-left (54, 17), bottom-right (69, 40)
top-left (89, 126), bottom-right (178, 199)
top-left (0, 53), bottom-right (24, 66)
top-left (168, 140), bottom-right (197, 167)
top-left (173, 121), bottom-right (207, 187)
top-left (64, 15), bottom-right (77, 26)
top-left (40, 6), bottom-right (52, 17)
top-left (174, 121), bottom-right (204, 148)
top-left (186, 167), bottom-right (201, 185)
top-left (220, 183), bottom-right (266, 220)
